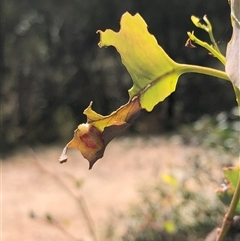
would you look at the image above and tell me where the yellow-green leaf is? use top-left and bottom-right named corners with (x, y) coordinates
top-left (60, 12), bottom-right (184, 168)
top-left (60, 12), bottom-right (228, 168)
top-left (98, 12), bottom-right (182, 111)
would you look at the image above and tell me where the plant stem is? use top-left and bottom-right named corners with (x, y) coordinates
top-left (187, 32), bottom-right (226, 65)
top-left (178, 64), bottom-right (230, 81)
top-left (202, 15), bottom-right (222, 54)
top-left (233, 85), bottom-right (240, 108)
top-left (216, 170), bottom-right (240, 241)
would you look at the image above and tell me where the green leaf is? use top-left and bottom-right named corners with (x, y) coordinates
top-left (59, 12), bottom-right (229, 168)
top-left (226, 0), bottom-right (240, 91)
top-left (216, 166), bottom-right (240, 214)
top-left (60, 12), bottom-right (184, 168)
top-left (98, 12), bottom-right (182, 112)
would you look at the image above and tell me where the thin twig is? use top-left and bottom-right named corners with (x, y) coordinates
top-left (27, 146), bottom-right (99, 241)
top-left (41, 214), bottom-right (84, 241)
top-left (216, 170), bottom-right (240, 241)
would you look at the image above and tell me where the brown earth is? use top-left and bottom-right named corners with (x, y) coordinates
top-left (1, 136), bottom-right (238, 241)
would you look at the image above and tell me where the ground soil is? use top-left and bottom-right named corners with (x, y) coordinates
top-left (1, 136), bottom-right (238, 241)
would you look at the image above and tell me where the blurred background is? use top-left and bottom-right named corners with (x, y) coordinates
top-left (1, 0), bottom-right (237, 153)
top-left (2, 1), bottom-right (240, 241)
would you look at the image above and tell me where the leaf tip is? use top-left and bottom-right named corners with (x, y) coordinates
top-left (191, 15), bottom-right (201, 27)
top-left (59, 146), bottom-right (68, 164)
top-left (89, 162), bottom-right (94, 170)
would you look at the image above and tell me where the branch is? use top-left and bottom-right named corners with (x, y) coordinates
top-left (216, 171), bottom-right (240, 241)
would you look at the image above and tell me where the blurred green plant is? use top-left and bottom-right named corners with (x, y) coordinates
top-left (217, 166), bottom-right (240, 215)
top-left (102, 155), bottom-right (227, 241)
top-left (179, 107), bottom-right (240, 155)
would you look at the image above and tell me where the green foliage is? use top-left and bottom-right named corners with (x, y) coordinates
top-left (60, 12), bottom-right (190, 168)
top-left (102, 156), bottom-right (227, 241)
top-left (59, 5), bottom-right (240, 238)
top-left (179, 108), bottom-right (240, 155)
top-left (98, 12), bottom-right (181, 112)
top-left (217, 166), bottom-right (240, 215)
top-left (60, 12), bottom-right (229, 168)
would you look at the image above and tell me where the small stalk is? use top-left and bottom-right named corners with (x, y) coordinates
top-left (178, 64), bottom-right (229, 81)
top-left (233, 85), bottom-right (240, 108)
top-left (190, 15), bottom-right (222, 55)
top-left (202, 15), bottom-right (221, 54)
top-left (216, 171), bottom-right (240, 241)
top-left (187, 32), bottom-right (226, 65)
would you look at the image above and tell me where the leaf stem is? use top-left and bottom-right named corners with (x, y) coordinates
top-left (202, 15), bottom-right (222, 54)
top-left (178, 64), bottom-right (230, 81)
top-left (233, 85), bottom-right (240, 108)
top-left (187, 32), bottom-right (226, 65)
top-left (216, 170), bottom-right (240, 241)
